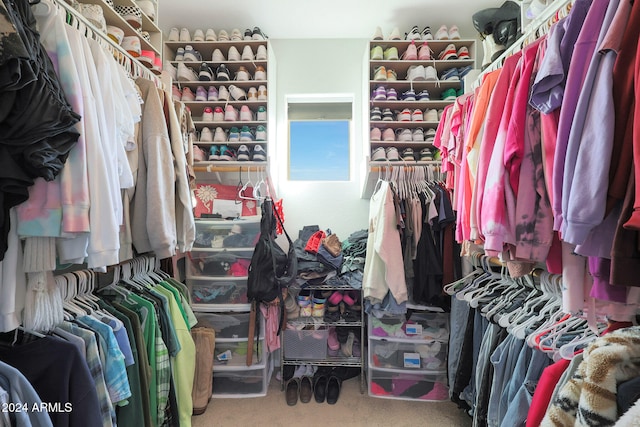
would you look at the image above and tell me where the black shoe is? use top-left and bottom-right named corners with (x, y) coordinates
top-left (244, 28), bottom-right (253, 40)
top-left (285, 378), bottom-right (299, 406)
top-left (326, 375), bottom-right (341, 404)
top-left (252, 26), bottom-right (268, 40)
top-left (299, 376), bottom-right (313, 403)
top-left (216, 64), bottom-right (230, 81)
top-left (313, 374), bottom-right (327, 403)
top-left (198, 63), bottom-right (213, 81)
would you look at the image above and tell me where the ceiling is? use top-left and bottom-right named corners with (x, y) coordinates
top-left (157, 0), bottom-right (505, 41)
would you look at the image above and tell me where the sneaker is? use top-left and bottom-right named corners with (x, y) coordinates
top-left (208, 145), bottom-right (220, 160)
top-left (171, 85), bottom-right (181, 101)
top-left (257, 85), bottom-right (267, 100)
top-left (421, 26), bottom-right (433, 40)
top-left (398, 108), bottom-right (412, 121)
top-left (177, 63), bottom-right (198, 81)
top-left (426, 129), bottom-right (437, 143)
top-left (205, 28), bottom-right (216, 41)
top-left (411, 109), bottom-right (424, 121)
top-left (200, 127), bottom-right (213, 142)
top-left (425, 109), bottom-right (439, 121)
top-left (412, 127), bottom-right (425, 142)
top-left (229, 84), bottom-right (247, 100)
top-left (183, 45), bottom-right (202, 62)
top-left (385, 147), bottom-right (400, 160)
top-left (252, 26), bottom-right (268, 40)
top-left (181, 87), bottom-right (195, 101)
top-left (402, 40), bottom-right (417, 60)
top-left (402, 148), bottom-right (415, 161)
top-left (218, 85), bottom-right (230, 101)
top-left (437, 109), bottom-right (444, 120)
top-left (424, 66), bottom-right (438, 81)
top-left (256, 106), bottom-right (267, 121)
top-left (228, 46), bottom-right (241, 61)
top-left (239, 127), bottom-right (253, 142)
top-left (370, 127), bottom-right (382, 141)
top-left (371, 146), bottom-right (386, 161)
top-left (441, 87), bottom-right (458, 101)
top-left (381, 108), bottom-right (394, 121)
top-left (195, 86), bottom-right (207, 101)
top-left (449, 25), bottom-right (461, 40)
top-left (254, 66), bottom-right (266, 80)
top-left (255, 125), bottom-right (267, 141)
top-left (235, 66), bottom-right (250, 81)
top-left (396, 128), bottom-right (412, 142)
top-left (420, 147), bottom-right (433, 161)
top-left (388, 27), bottom-right (401, 40)
top-left (212, 48), bottom-right (225, 62)
top-left (370, 107), bottom-right (382, 121)
top-left (227, 128), bottom-right (240, 142)
top-left (382, 128), bottom-right (395, 141)
top-left (237, 144), bottom-right (251, 160)
top-left (164, 61), bottom-right (177, 80)
top-left (202, 106), bottom-right (214, 121)
top-left (230, 28), bottom-right (242, 41)
top-left (168, 27), bottom-right (179, 41)
top-left (407, 65), bottom-right (426, 81)
top-left (193, 29), bottom-right (204, 41)
top-left (458, 65), bottom-right (473, 79)
top-left (240, 105), bottom-right (253, 121)
top-left (418, 42), bottom-right (432, 60)
top-left (225, 105), bottom-right (239, 121)
top-left (218, 29), bottom-right (229, 41)
top-left (383, 46), bottom-right (399, 60)
top-left (244, 28), bottom-right (253, 40)
top-left (372, 86), bottom-right (386, 100)
top-left (220, 146), bottom-right (236, 161)
top-left (438, 44), bottom-right (458, 60)
top-left (213, 127), bottom-right (226, 142)
top-left (207, 86), bottom-right (219, 101)
top-left (247, 87), bottom-right (258, 101)
top-left (441, 67), bottom-right (460, 81)
top-left (457, 46), bottom-right (470, 60)
top-left (198, 63), bottom-right (213, 81)
top-left (435, 25), bottom-right (449, 40)
top-left (405, 25), bottom-right (421, 40)
top-left (372, 26), bottom-right (384, 40)
top-left (212, 106), bottom-right (224, 121)
top-left (385, 88), bottom-right (398, 100)
top-left (373, 66), bottom-right (387, 81)
top-left (256, 45), bottom-right (267, 60)
top-left (386, 69), bottom-right (397, 81)
top-left (216, 64), bottom-right (231, 81)
top-left (402, 89), bottom-right (416, 101)
top-left (241, 45), bottom-right (254, 60)
top-left (417, 89), bottom-right (430, 100)
top-left (174, 47), bottom-right (185, 61)
top-left (179, 28), bottom-right (191, 42)
top-left (370, 45), bottom-right (383, 60)
top-left (252, 144), bottom-right (267, 161)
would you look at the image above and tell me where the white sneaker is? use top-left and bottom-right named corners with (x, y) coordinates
top-left (424, 109), bottom-right (438, 122)
top-left (256, 45), bottom-right (267, 60)
top-left (202, 107), bottom-right (214, 121)
top-left (396, 128), bottom-right (412, 141)
top-left (163, 61), bottom-right (177, 80)
top-left (177, 62), bottom-right (198, 81)
top-left (228, 46), bottom-right (241, 61)
top-left (424, 66), bottom-right (438, 81)
top-left (242, 45), bottom-right (254, 60)
top-left (239, 105), bottom-right (253, 121)
top-left (435, 25), bottom-right (449, 40)
top-left (212, 106), bottom-right (224, 121)
top-left (218, 85), bottom-right (230, 101)
top-left (252, 144), bottom-right (267, 161)
top-left (385, 147), bottom-right (400, 160)
top-left (237, 144), bottom-right (251, 160)
top-left (230, 28), bottom-right (243, 41)
top-left (200, 127), bottom-right (213, 142)
top-left (218, 29), bottom-right (229, 41)
top-left (256, 106), bottom-right (267, 121)
top-left (371, 147), bottom-right (386, 161)
top-left (193, 29), bottom-right (204, 41)
top-left (372, 26), bottom-right (384, 40)
top-left (213, 127), bottom-right (226, 142)
top-left (388, 27), bottom-right (401, 40)
top-left (205, 28), bottom-right (216, 41)
top-left (247, 87), bottom-right (258, 101)
top-left (235, 66), bottom-right (250, 81)
top-left (406, 65), bottom-right (426, 81)
top-left (212, 49), bottom-right (225, 62)
top-left (257, 85), bottom-right (267, 100)
top-left (179, 28), bottom-right (191, 41)
top-left (448, 25), bottom-right (461, 40)
top-left (225, 105), bottom-right (239, 121)
top-left (255, 126), bottom-right (267, 141)
top-left (254, 66), bottom-right (266, 80)
top-left (229, 84), bottom-right (247, 100)
top-left (168, 27), bottom-right (179, 41)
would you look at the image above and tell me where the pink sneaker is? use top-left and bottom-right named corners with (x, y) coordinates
top-left (327, 327), bottom-right (340, 351)
top-left (224, 105), bottom-right (238, 121)
top-left (239, 105), bottom-right (253, 121)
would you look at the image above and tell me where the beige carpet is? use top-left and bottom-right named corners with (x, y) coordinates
top-left (192, 374), bottom-right (472, 427)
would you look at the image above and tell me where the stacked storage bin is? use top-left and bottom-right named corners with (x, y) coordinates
top-left (368, 311), bottom-right (449, 401)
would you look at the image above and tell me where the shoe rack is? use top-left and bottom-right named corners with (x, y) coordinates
top-left (163, 37), bottom-right (274, 169)
top-left (362, 35), bottom-right (476, 198)
top-left (280, 285), bottom-right (366, 394)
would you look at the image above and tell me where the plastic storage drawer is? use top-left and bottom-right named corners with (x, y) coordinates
top-left (214, 337), bottom-right (266, 368)
top-left (193, 218), bottom-right (260, 251)
top-left (187, 249), bottom-right (254, 278)
top-left (195, 312), bottom-right (264, 339)
top-left (368, 312), bottom-right (449, 341)
top-left (187, 277), bottom-right (248, 308)
top-left (368, 367), bottom-right (449, 401)
top-left (283, 329), bottom-right (328, 360)
top-left (368, 339), bottom-right (447, 372)
top-left (212, 358), bottom-right (272, 398)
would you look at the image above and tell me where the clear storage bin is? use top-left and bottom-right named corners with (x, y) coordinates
top-left (193, 218), bottom-right (260, 250)
top-left (213, 338), bottom-right (266, 368)
top-left (212, 357), bottom-right (272, 398)
top-left (368, 367), bottom-right (449, 401)
top-left (188, 277), bottom-right (248, 306)
top-left (195, 312), bottom-right (264, 340)
top-left (368, 339), bottom-right (447, 372)
top-left (187, 250), bottom-right (254, 278)
top-left (368, 312), bottom-right (449, 341)
top-left (283, 328), bottom-right (328, 360)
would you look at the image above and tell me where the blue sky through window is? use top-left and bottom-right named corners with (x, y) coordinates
top-left (289, 120), bottom-right (350, 181)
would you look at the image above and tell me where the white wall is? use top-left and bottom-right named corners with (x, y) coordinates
top-left (269, 38), bottom-right (371, 241)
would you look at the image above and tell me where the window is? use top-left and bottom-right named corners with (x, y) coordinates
top-left (287, 98), bottom-right (352, 181)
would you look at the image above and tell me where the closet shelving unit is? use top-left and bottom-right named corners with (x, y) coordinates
top-left (280, 284), bottom-right (366, 393)
top-left (362, 36), bottom-right (476, 198)
top-left (165, 34), bottom-right (276, 398)
top-left (81, 0), bottom-right (162, 56)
